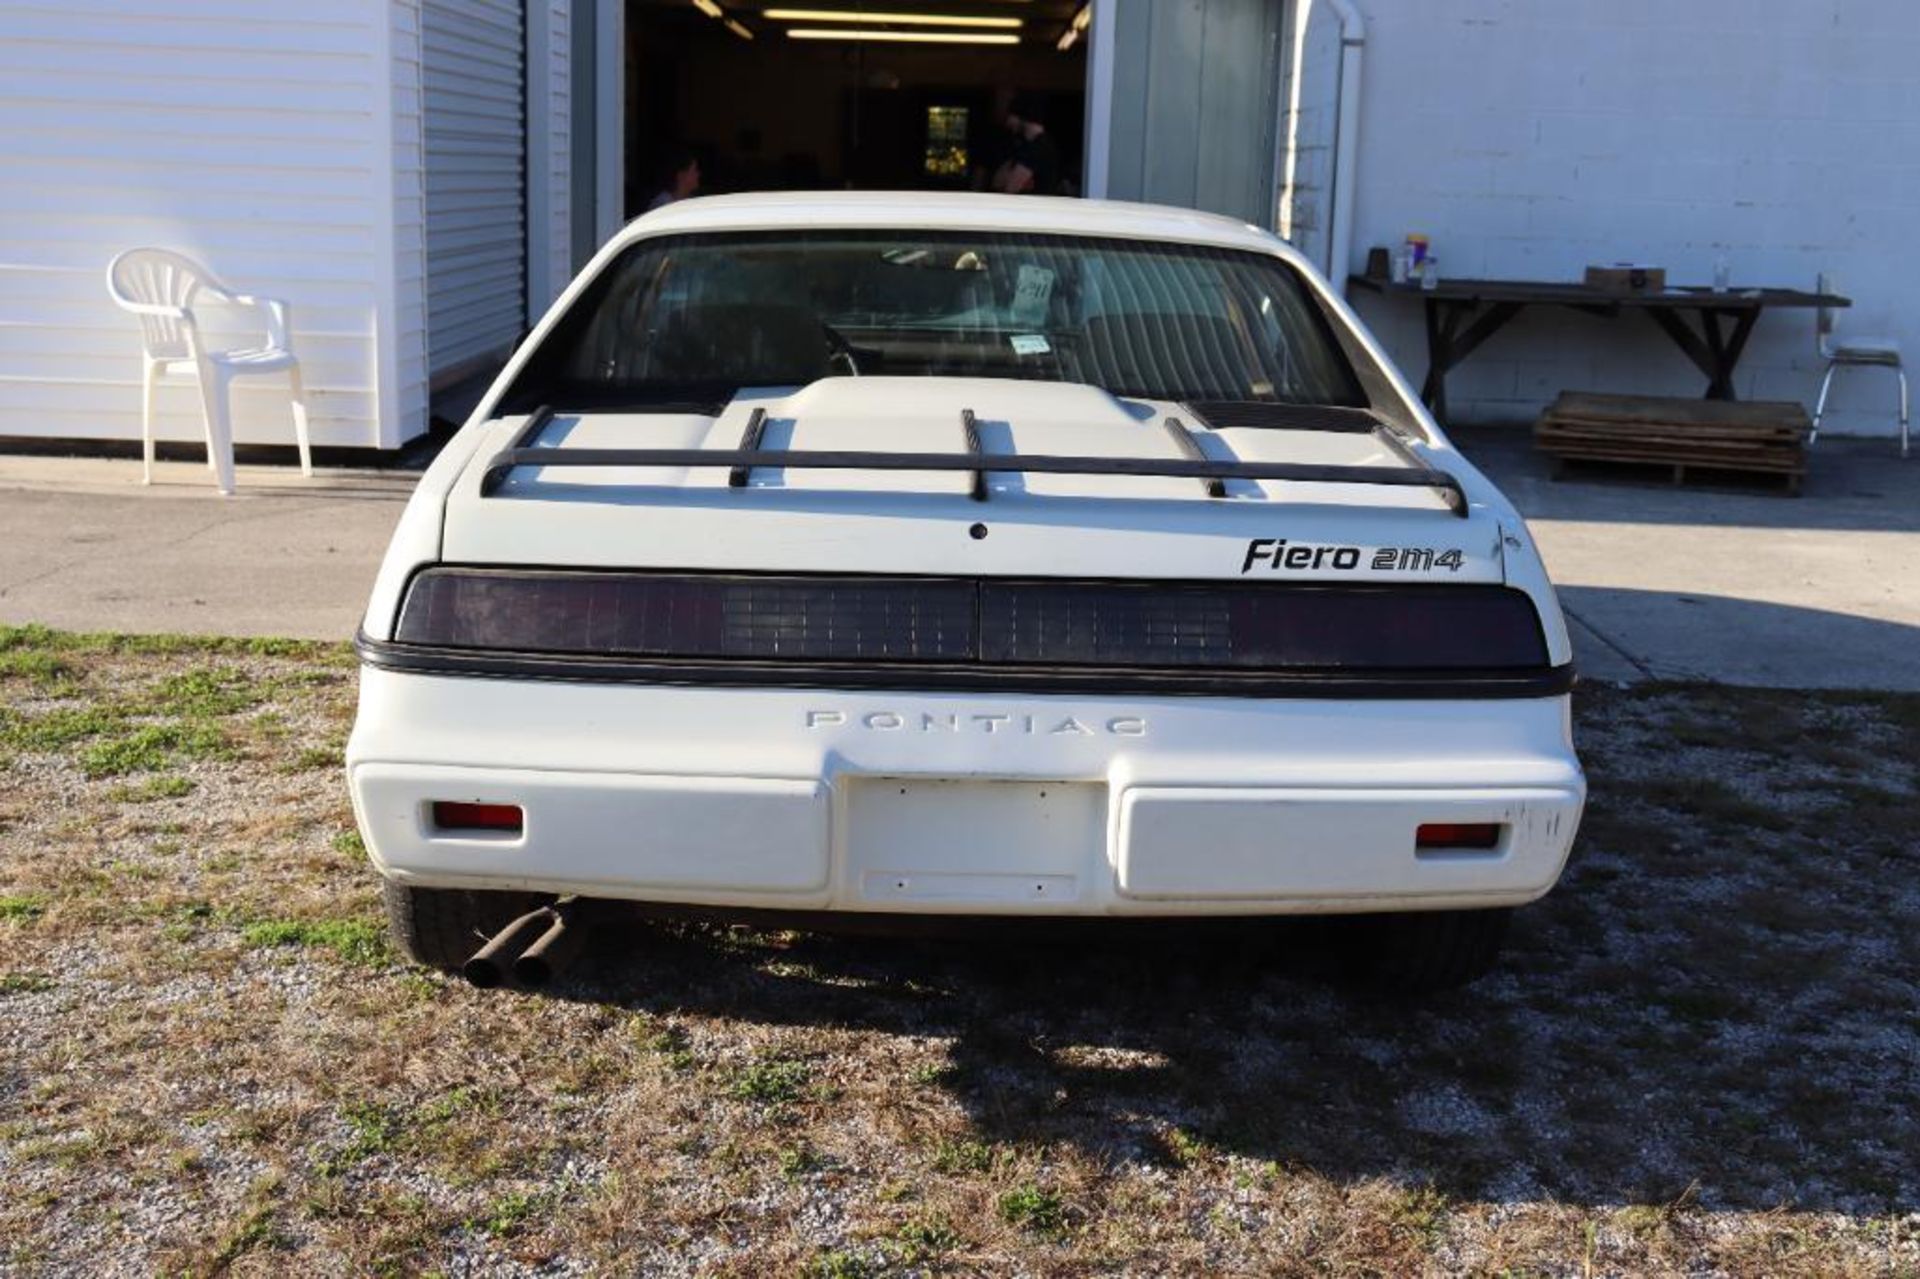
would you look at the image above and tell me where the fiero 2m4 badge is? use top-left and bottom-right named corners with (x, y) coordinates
top-left (1241, 538), bottom-right (1467, 574)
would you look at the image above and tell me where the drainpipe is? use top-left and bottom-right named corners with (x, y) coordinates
top-left (1323, 0), bottom-right (1366, 290)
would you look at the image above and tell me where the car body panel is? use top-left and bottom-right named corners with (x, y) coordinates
top-left (349, 667), bottom-right (1582, 913)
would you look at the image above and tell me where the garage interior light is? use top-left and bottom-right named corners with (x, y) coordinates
top-left (692, 0), bottom-right (753, 38)
top-left (787, 28), bottom-right (1021, 43)
top-left (764, 8), bottom-right (1022, 27)
top-left (1057, 3), bottom-right (1089, 50)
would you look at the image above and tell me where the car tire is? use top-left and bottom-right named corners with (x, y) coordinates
top-left (1356, 907), bottom-right (1512, 992)
top-left (381, 880), bottom-right (550, 972)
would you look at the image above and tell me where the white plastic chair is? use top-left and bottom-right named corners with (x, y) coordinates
top-left (1811, 272), bottom-right (1908, 458)
top-left (105, 248), bottom-right (310, 494)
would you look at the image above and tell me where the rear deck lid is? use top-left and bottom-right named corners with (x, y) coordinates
top-left (441, 378), bottom-right (1506, 585)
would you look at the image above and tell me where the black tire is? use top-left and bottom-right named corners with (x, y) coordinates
top-left (381, 880), bottom-right (549, 972)
top-left (1354, 907), bottom-right (1513, 992)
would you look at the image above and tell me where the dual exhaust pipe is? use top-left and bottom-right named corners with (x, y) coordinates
top-left (463, 899), bottom-right (588, 989)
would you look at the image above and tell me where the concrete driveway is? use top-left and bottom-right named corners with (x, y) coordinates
top-left (1455, 429), bottom-right (1920, 690)
top-left (0, 455), bottom-right (414, 642)
top-left (2, 436), bottom-right (1917, 689)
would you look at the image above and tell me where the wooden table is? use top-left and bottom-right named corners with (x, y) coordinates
top-left (1347, 275), bottom-right (1849, 425)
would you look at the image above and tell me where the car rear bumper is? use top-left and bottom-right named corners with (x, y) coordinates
top-left (346, 667), bottom-right (1585, 916)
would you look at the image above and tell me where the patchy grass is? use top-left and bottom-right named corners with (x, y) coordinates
top-left (0, 893), bottom-right (47, 922)
top-left (77, 721), bottom-right (229, 778)
top-left (471, 1188), bottom-right (547, 1240)
top-left (930, 1137), bottom-right (996, 1175)
top-left (293, 745), bottom-right (342, 771)
top-left (240, 916), bottom-right (390, 968)
top-left (0, 630), bottom-right (1916, 1274)
top-left (143, 666), bottom-right (267, 719)
top-left (998, 1183), bottom-right (1069, 1238)
top-left (893, 1211), bottom-right (960, 1261)
top-left (193, 1175), bottom-right (284, 1272)
top-left (730, 1054), bottom-right (815, 1105)
top-left (802, 1248), bottom-right (882, 1279)
top-left (107, 774), bottom-right (195, 803)
top-left (0, 648), bottom-right (77, 690)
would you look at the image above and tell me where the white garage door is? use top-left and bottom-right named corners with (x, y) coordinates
top-left (423, 0), bottom-right (526, 378)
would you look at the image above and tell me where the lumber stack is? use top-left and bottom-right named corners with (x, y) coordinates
top-left (1533, 392), bottom-right (1809, 493)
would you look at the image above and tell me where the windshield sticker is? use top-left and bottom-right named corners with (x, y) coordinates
top-left (1010, 333), bottom-right (1051, 356)
top-left (1011, 264), bottom-right (1055, 324)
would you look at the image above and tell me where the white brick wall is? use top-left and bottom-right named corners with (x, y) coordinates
top-left (1322, 0), bottom-right (1919, 437)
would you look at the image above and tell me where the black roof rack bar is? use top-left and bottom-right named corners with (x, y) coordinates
top-left (728, 407), bottom-right (770, 488)
top-left (1161, 415), bottom-right (1227, 499)
top-left (481, 447), bottom-right (1470, 516)
top-left (959, 408), bottom-right (988, 502)
top-left (478, 405), bottom-right (555, 495)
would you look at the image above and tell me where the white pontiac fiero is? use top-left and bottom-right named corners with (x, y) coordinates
top-left (347, 193), bottom-right (1585, 990)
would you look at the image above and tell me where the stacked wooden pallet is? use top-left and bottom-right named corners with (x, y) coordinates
top-left (1534, 392), bottom-right (1810, 493)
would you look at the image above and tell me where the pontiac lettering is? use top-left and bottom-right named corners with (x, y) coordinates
top-left (806, 709), bottom-right (1147, 737)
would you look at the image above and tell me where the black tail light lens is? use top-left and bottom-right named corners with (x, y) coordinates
top-left (980, 581), bottom-right (1546, 668)
top-left (394, 569), bottom-right (1549, 671)
top-left (398, 571), bottom-right (974, 662)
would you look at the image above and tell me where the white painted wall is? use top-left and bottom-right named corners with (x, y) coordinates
top-left (0, 0), bottom-right (423, 449)
top-left (1276, 0), bottom-right (1340, 272)
top-left (1320, 0), bottom-right (1919, 437)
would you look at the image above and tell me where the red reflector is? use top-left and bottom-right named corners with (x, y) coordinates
top-left (432, 801), bottom-right (524, 833)
top-left (1416, 822), bottom-right (1501, 850)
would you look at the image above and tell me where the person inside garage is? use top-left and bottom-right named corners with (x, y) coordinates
top-left (993, 94), bottom-right (1061, 196)
top-left (646, 148), bottom-right (702, 212)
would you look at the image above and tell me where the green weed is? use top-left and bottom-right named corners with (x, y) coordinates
top-left (473, 1189), bottom-right (544, 1240)
top-left (998, 1183), bottom-right (1067, 1237)
top-left (242, 917), bottom-right (390, 968)
top-left (930, 1138), bottom-right (995, 1175)
top-left (0, 894), bottom-right (48, 923)
top-left (730, 1055), bottom-right (813, 1104)
top-left (108, 774), bottom-right (194, 803)
top-left (144, 666), bottom-right (264, 718)
top-left (78, 722), bottom-right (228, 777)
top-left (803, 1250), bottom-right (879, 1279)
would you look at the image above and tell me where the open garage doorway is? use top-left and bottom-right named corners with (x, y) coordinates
top-left (622, 2), bottom-right (1091, 214)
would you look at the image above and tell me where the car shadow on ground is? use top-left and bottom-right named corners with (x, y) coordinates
top-left (544, 897), bottom-right (1908, 1216)
top-left (533, 681), bottom-right (1919, 1217)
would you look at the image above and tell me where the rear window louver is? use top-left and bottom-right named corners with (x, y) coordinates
top-left (1183, 401), bottom-right (1383, 433)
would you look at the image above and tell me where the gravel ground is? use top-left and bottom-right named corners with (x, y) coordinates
top-left (1, 627), bottom-right (1917, 1276)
